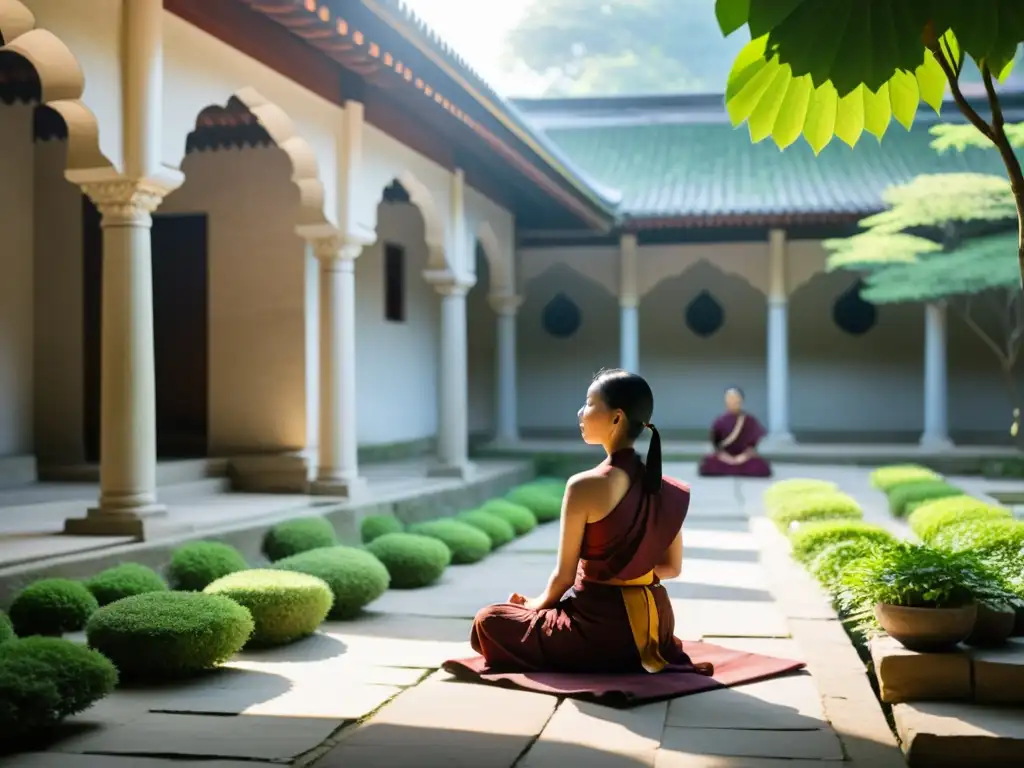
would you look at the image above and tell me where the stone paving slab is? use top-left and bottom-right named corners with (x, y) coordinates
top-left (673, 599), bottom-right (790, 638)
top-left (656, 755), bottom-right (840, 768)
top-left (665, 673), bottom-right (826, 731)
top-left (895, 701), bottom-right (1024, 767)
top-left (367, 552), bottom-right (554, 618)
top-left (318, 671), bottom-right (557, 767)
top-left (49, 712), bottom-right (343, 761)
top-left (320, 613), bottom-right (475, 668)
top-left (659, 726), bottom-right (844, 760)
top-left (518, 700), bottom-right (667, 768)
top-left (0, 757), bottom-right (271, 768)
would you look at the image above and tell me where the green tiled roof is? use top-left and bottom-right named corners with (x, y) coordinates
top-left (541, 121), bottom-right (1010, 223)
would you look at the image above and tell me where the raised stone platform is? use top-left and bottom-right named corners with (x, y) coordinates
top-left (896, 701), bottom-right (1024, 767)
top-left (0, 458), bottom-right (532, 607)
top-left (871, 632), bottom-right (1024, 705)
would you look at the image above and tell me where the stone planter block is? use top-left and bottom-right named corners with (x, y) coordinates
top-left (972, 639), bottom-right (1024, 705)
top-left (870, 636), bottom-right (972, 704)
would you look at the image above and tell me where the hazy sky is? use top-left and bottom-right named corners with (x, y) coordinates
top-left (399, 0), bottom-right (545, 96)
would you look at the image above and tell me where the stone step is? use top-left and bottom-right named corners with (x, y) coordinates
top-left (871, 636), bottom-right (1024, 705)
top-left (40, 458), bottom-right (230, 485)
top-left (895, 701), bottom-right (1024, 767)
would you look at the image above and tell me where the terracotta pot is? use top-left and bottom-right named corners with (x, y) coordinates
top-left (965, 603), bottom-right (1016, 648)
top-left (874, 603), bottom-right (977, 652)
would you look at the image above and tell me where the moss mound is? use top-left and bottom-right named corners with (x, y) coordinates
top-left (907, 496), bottom-right (1012, 543)
top-left (763, 479), bottom-right (838, 506)
top-left (870, 464), bottom-right (943, 492)
top-left (361, 514), bottom-right (404, 544)
top-left (167, 541), bottom-right (248, 591)
top-left (0, 610), bottom-right (14, 645)
top-left (455, 509), bottom-right (517, 547)
top-left (0, 636), bottom-right (118, 738)
top-left (931, 518), bottom-right (1024, 560)
top-left (262, 516), bottom-right (338, 562)
top-left (506, 483), bottom-right (562, 523)
top-left (886, 480), bottom-right (962, 518)
top-left (9, 579), bottom-right (99, 637)
top-left (205, 569), bottom-right (332, 647)
top-left (408, 518), bottom-right (492, 564)
top-left (365, 532), bottom-right (451, 588)
top-left (85, 563), bottom-right (167, 606)
top-left (480, 499), bottom-right (537, 535)
top-left (788, 520), bottom-right (897, 564)
top-left (273, 546), bottom-right (390, 619)
top-left (85, 591), bottom-right (253, 679)
top-left (766, 491), bottom-right (863, 532)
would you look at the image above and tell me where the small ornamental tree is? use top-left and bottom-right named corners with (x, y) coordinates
top-left (715, 1), bottom-right (1024, 285)
top-left (824, 172), bottom-right (1024, 435)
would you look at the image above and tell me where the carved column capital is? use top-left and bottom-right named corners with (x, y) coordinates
top-left (488, 293), bottom-right (523, 316)
top-left (424, 268), bottom-right (475, 297)
top-left (310, 231), bottom-right (365, 263)
top-left (81, 178), bottom-right (172, 226)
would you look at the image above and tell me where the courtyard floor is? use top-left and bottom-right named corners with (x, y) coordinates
top-left (4, 462), bottom-right (1017, 768)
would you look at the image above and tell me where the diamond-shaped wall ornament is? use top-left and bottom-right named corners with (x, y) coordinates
top-left (541, 292), bottom-right (582, 338)
top-left (685, 290), bottom-right (724, 338)
top-left (833, 281), bottom-right (877, 336)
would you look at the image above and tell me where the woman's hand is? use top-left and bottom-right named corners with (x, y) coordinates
top-left (508, 592), bottom-right (527, 606)
top-left (509, 593), bottom-right (550, 611)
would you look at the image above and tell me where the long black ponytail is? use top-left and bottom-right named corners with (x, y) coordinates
top-left (592, 368), bottom-right (663, 494)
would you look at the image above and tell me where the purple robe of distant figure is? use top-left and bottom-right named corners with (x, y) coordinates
top-left (698, 403), bottom-right (772, 478)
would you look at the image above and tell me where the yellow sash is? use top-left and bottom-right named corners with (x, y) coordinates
top-left (592, 570), bottom-right (668, 674)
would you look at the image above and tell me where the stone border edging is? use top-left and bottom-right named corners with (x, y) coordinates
top-left (751, 517), bottom-right (907, 768)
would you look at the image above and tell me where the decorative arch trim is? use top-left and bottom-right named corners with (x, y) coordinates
top-left (475, 219), bottom-right (511, 293)
top-left (0, 1), bottom-right (111, 173)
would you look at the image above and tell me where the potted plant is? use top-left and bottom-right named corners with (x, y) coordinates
top-left (837, 543), bottom-right (1016, 652)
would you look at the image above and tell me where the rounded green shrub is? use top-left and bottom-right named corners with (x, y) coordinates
top-left (408, 519), bottom-right (492, 564)
top-left (86, 591), bottom-right (253, 679)
top-left (763, 479), bottom-right (838, 507)
top-left (870, 464), bottom-right (943, 491)
top-left (361, 514), bottom-right (404, 544)
top-left (766, 491), bottom-right (863, 532)
top-left (480, 499), bottom-right (537, 535)
top-left (931, 518), bottom-right (1024, 560)
top-left (808, 539), bottom-right (888, 592)
top-left (262, 516), bottom-right (338, 562)
top-left (167, 541), bottom-right (248, 591)
top-left (365, 532), bottom-right (451, 589)
top-left (0, 636), bottom-right (117, 738)
top-left (9, 579), bottom-right (99, 637)
top-left (455, 509), bottom-right (517, 547)
top-left (534, 475), bottom-right (568, 491)
top-left (886, 480), bottom-right (962, 518)
top-left (85, 563), bottom-right (167, 606)
top-left (205, 569), bottom-right (332, 647)
top-left (907, 496), bottom-right (1012, 544)
top-left (0, 610), bottom-right (14, 645)
top-left (506, 484), bottom-right (562, 523)
top-left (788, 520), bottom-right (896, 564)
top-left (273, 546), bottom-right (390, 619)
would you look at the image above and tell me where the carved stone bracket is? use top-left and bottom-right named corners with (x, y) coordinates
top-left (308, 229), bottom-right (367, 263)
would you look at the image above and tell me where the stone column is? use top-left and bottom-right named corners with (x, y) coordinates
top-left (921, 301), bottom-right (953, 449)
top-left (489, 293), bottom-right (522, 444)
top-left (427, 274), bottom-right (475, 478)
top-left (765, 228), bottom-right (794, 446)
top-left (64, 180), bottom-right (173, 537)
top-left (310, 236), bottom-right (366, 496)
top-left (619, 233), bottom-right (640, 372)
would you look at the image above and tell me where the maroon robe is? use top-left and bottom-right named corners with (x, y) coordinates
top-left (443, 449), bottom-right (803, 706)
top-left (698, 411), bottom-right (772, 477)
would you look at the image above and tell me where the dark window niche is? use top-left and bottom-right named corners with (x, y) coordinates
top-left (384, 243), bottom-right (405, 322)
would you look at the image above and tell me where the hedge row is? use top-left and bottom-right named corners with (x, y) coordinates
top-left (0, 476), bottom-right (567, 739)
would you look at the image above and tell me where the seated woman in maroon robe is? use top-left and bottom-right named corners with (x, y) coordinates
top-left (467, 368), bottom-right (713, 677)
top-left (697, 387), bottom-right (772, 478)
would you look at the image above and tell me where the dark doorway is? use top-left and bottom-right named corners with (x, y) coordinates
top-left (82, 209), bottom-right (210, 462)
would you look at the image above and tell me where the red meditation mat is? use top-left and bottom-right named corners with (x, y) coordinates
top-left (442, 640), bottom-right (806, 708)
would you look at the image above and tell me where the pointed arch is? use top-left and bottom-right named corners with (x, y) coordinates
top-left (475, 220), bottom-right (512, 294)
